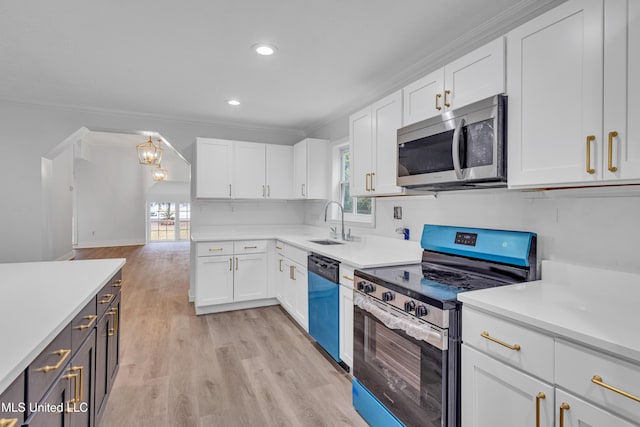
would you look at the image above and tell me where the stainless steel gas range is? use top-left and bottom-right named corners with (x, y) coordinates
top-left (351, 225), bottom-right (537, 427)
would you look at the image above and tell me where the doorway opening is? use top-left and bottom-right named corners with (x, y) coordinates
top-left (148, 202), bottom-right (191, 241)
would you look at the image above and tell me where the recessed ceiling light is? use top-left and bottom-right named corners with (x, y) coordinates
top-left (252, 43), bottom-right (277, 56)
top-left (227, 99), bottom-right (241, 106)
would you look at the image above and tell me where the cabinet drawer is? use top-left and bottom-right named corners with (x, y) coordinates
top-left (0, 371), bottom-right (25, 424)
top-left (97, 279), bottom-right (120, 320)
top-left (27, 324), bottom-right (72, 409)
top-left (462, 307), bottom-right (554, 382)
top-left (275, 240), bottom-right (285, 252)
top-left (71, 299), bottom-right (97, 353)
top-left (555, 339), bottom-right (640, 422)
top-left (339, 264), bottom-right (355, 287)
top-left (234, 240), bottom-right (267, 254)
top-left (196, 241), bottom-right (234, 257)
top-left (284, 244), bottom-right (308, 267)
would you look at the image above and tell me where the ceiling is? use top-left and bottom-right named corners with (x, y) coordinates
top-left (0, 0), bottom-right (559, 134)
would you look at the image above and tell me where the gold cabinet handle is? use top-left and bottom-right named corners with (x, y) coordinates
top-left (586, 135), bottom-right (596, 174)
top-left (365, 173), bottom-right (371, 191)
top-left (342, 275), bottom-right (353, 281)
top-left (536, 392), bottom-right (546, 427)
top-left (290, 265), bottom-right (296, 280)
top-left (267, 185), bottom-right (271, 197)
top-left (279, 259), bottom-right (283, 272)
top-left (235, 257), bottom-right (239, 271)
top-left (36, 348), bottom-right (71, 373)
top-left (592, 375), bottom-right (640, 403)
top-left (371, 172), bottom-right (375, 191)
top-left (112, 279), bottom-right (123, 288)
top-left (444, 89), bottom-right (451, 108)
top-left (68, 366), bottom-right (84, 409)
top-left (229, 258), bottom-right (233, 271)
top-left (244, 246), bottom-right (258, 249)
top-left (275, 244), bottom-right (283, 250)
top-left (99, 293), bottom-right (114, 304)
top-left (435, 93), bottom-right (442, 111)
top-left (262, 185), bottom-right (266, 197)
top-left (608, 131), bottom-right (618, 172)
top-left (480, 331), bottom-right (521, 351)
top-left (0, 419), bottom-right (19, 427)
top-left (63, 370), bottom-right (80, 411)
top-left (208, 247), bottom-right (223, 252)
top-left (559, 402), bottom-right (570, 427)
top-left (301, 183), bottom-right (305, 197)
top-left (108, 307), bottom-right (119, 336)
top-left (74, 314), bottom-right (97, 330)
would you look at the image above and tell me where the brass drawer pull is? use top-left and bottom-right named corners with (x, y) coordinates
top-left (112, 279), bottom-right (123, 288)
top-left (290, 265), bottom-right (296, 280)
top-left (229, 258), bottom-right (233, 271)
top-left (444, 89), bottom-right (451, 108)
top-left (342, 275), bottom-right (353, 281)
top-left (435, 93), bottom-right (442, 111)
top-left (99, 293), bottom-right (114, 304)
top-left (608, 131), bottom-right (618, 172)
top-left (63, 371), bottom-right (79, 412)
top-left (235, 257), bottom-right (239, 271)
top-left (74, 314), bottom-right (97, 330)
top-left (108, 307), bottom-right (119, 336)
top-left (279, 259), bottom-right (283, 272)
top-left (535, 392), bottom-right (546, 427)
top-left (208, 247), bottom-right (224, 252)
top-left (559, 402), bottom-right (570, 427)
top-left (0, 419), bottom-right (19, 427)
top-left (244, 246), bottom-right (258, 249)
top-left (592, 375), bottom-right (640, 403)
top-left (275, 244), bottom-right (283, 250)
top-left (371, 172), bottom-right (376, 191)
top-left (480, 331), bottom-right (521, 351)
top-left (36, 348), bottom-right (71, 373)
top-left (365, 173), bottom-right (371, 192)
top-left (586, 135), bottom-right (596, 174)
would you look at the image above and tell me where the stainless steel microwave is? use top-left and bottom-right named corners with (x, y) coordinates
top-left (397, 94), bottom-right (506, 190)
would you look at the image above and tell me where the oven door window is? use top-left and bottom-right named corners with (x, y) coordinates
top-left (354, 306), bottom-right (446, 427)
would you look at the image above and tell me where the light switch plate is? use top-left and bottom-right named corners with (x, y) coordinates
top-left (393, 206), bottom-right (402, 219)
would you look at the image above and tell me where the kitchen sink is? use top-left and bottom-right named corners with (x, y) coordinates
top-left (309, 239), bottom-right (344, 246)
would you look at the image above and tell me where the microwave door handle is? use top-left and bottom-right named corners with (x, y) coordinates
top-left (452, 118), bottom-right (466, 179)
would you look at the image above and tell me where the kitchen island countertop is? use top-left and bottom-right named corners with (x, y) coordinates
top-left (0, 258), bottom-right (125, 394)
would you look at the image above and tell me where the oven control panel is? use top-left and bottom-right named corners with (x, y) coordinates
top-left (354, 277), bottom-right (449, 329)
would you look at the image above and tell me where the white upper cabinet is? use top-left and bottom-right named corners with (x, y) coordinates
top-left (402, 37), bottom-right (505, 126)
top-left (195, 138), bottom-right (233, 198)
top-left (350, 90), bottom-right (404, 197)
top-left (265, 144), bottom-right (293, 199)
top-left (508, 0), bottom-right (640, 188)
top-left (292, 138), bottom-right (329, 199)
top-left (233, 141), bottom-right (266, 198)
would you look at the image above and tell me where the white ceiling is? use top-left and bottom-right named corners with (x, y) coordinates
top-left (0, 0), bottom-right (559, 133)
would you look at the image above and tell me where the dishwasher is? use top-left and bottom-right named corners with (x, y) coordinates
top-left (308, 253), bottom-right (342, 365)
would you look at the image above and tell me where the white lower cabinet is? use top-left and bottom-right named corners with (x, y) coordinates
top-left (289, 260), bottom-right (309, 331)
top-left (556, 389), bottom-right (637, 427)
top-left (195, 240), bottom-right (268, 312)
top-left (274, 242), bottom-right (309, 332)
top-left (462, 345), bottom-right (554, 427)
top-left (339, 284), bottom-right (353, 368)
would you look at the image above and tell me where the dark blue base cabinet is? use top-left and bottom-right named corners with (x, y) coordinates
top-left (0, 269), bottom-right (122, 427)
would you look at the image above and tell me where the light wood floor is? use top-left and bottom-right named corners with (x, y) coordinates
top-left (74, 243), bottom-right (367, 427)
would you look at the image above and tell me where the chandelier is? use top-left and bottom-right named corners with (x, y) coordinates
top-left (136, 136), bottom-right (163, 165)
top-left (152, 163), bottom-right (168, 181)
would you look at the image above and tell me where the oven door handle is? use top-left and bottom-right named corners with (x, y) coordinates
top-left (354, 292), bottom-right (447, 350)
top-left (452, 118), bottom-right (466, 180)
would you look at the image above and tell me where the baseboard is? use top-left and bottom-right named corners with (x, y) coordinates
top-left (195, 298), bottom-right (279, 315)
top-left (56, 251), bottom-right (74, 261)
top-left (74, 238), bottom-right (145, 249)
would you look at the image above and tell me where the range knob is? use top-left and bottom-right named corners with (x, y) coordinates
top-left (357, 281), bottom-right (366, 291)
top-left (382, 291), bottom-right (395, 302)
top-left (415, 305), bottom-right (429, 317)
top-left (404, 300), bottom-right (416, 313)
top-left (363, 283), bottom-right (375, 294)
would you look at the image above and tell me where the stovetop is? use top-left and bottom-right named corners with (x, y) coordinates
top-left (355, 262), bottom-right (514, 309)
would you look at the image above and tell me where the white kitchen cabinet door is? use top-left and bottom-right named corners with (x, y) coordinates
top-left (233, 253), bottom-right (267, 302)
top-left (444, 37), bottom-right (505, 112)
top-left (195, 138), bottom-right (233, 198)
top-left (556, 389), bottom-right (638, 427)
top-left (195, 255), bottom-right (234, 306)
top-left (291, 262), bottom-right (309, 332)
top-left (604, 0), bottom-right (640, 181)
top-left (233, 142), bottom-right (266, 198)
top-left (371, 90), bottom-right (404, 195)
top-left (281, 260), bottom-right (296, 315)
top-left (462, 345), bottom-right (554, 427)
top-left (507, 0), bottom-right (604, 187)
top-left (350, 106), bottom-right (373, 196)
top-left (292, 140), bottom-right (307, 198)
top-left (274, 254), bottom-right (285, 303)
top-left (266, 144), bottom-right (293, 198)
top-left (292, 138), bottom-right (329, 200)
top-left (402, 68), bottom-right (444, 126)
top-left (339, 284), bottom-right (354, 369)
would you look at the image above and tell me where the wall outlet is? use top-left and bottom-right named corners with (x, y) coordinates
top-left (393, 206), bottom-right (402, 219)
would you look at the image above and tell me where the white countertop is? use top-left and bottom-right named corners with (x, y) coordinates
top-left (0, 258), bottom-right (126, 394)
top-left (191, 225), bottom-right (423, 269)
top-left (458, 260), bottom-right (640, 364)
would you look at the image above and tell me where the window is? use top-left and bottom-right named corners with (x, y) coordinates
top-left (335, 144), bottom-right (373, 223)
top-left (148, 201), bottom-right (190, 242)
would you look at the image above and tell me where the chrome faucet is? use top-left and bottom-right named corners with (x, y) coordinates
top-left (324, 201), bottom-right (346, 241)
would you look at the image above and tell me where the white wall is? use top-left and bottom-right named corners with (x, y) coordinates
top-left (305, 189), bottom-right (640, 274)
top-left (0, 100), bottom-right (302, 262)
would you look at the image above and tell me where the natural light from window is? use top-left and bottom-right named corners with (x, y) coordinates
top-left (336, 144), bottom-right (373, 223)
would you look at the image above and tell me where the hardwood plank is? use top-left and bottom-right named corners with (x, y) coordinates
top-left (74, 242), bottom-right (367, 426)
